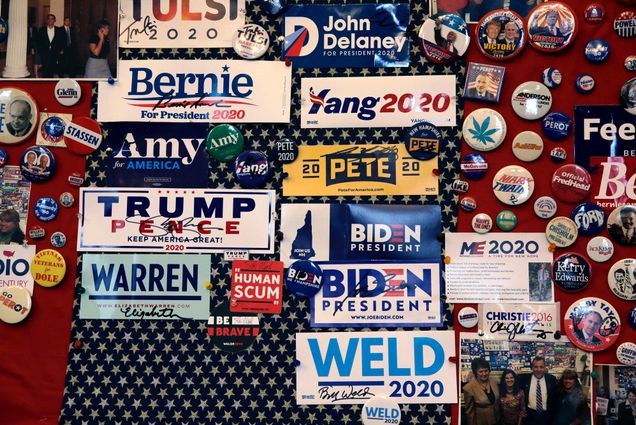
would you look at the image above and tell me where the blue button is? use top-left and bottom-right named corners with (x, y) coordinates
top-left (460, 196), bottom-right (477, 212)
top-left (452, 179), bottom-right (470, 193)
top-left (0, 149), bottom-right (7, 167)
top-left (259, 0), bottom-right (286, 15)
top-left (541, 112), bottom-right (572, 141)
top-left (629, 307), bottom-right (636, 329)
top-left (43, 116), bottom-right (66, 138)
top-left (34, 197), bottom-right (59, 222)
top-left (50, 231), bottom-right (67, 248)
top-left (20, 146), bottom-right (56, 183)
top-left (570, 202), bottom-right (606, 236)
top-left (234, 150), bottom-right (271, 188)
top-left (550, 147), bottom-right (567, 163)
top-left (405, 122), bottom-right (441, 160)
top-left (542, 68), bottom-right (562, 89)
top-left (552, 253), bottom-right (592, 292)
top-left (285, 260), bottom-right (323, 298)
top-left (575, 74), bottom-right (595, 94)
top-left (461, 153), bottom-right (488, 180)
top-left (584, 39), bottom-right (610, 63)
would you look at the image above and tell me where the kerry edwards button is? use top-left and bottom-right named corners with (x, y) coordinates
top-left (607, 258), bottom-right (636, 301)
top-left (511, 81), bottom-right (552, 120)
top-left (542, 68), bottom-right (562, 88)
top-left (275, 138), bottom-right (298, 164)
top-left (606, 205), bottom-right (636, 247)
top-left (616, 342), bottom-right (636, 366)
top-left (526, 2), bottom-right (578, 52)
top-left (541, 112), bottom-right (572, 141)
top-left (614, 10), bottom-right (636, 38)
top-left (586, 236), bottom-right (614, 263)
top-left (59, 192), bottom-right (75, 208)
top-left (457, 306), bottom-right (479, 328)
top-left (54, 79), bottom-right (82, 107)
top-left (362, 395), bottom-right (401, 425)
top-left (28, 226), bottom-right (45, 240)
top-left (534, 196), bottom-right (558, 219)
top-left (584, 4), bottom-right (605, 23)
top-left (492, 165), bottom-right (535, 206)
top-left (564, 297), bottom-right (620, 352)
top-left (620, 77), bottom-right (636, 115)
top-left (463, 108), bottom-right (507, 151)
top-left (550, 146), bottom-right (567, 163)
top-left (207, 301), bottom-right (260, 352)
top-left (452, 178), bottom-right (470, 193)
top-left (50, 231), bottom-right (67, 248)
top-left (0, 87), bottom-right (39, 145)
top-left (418, 13), bottom-right (470, 64)
top-left (476, 9), bottom-right (526, 61)
top-left (234, 150), bottom-right (271, 188)
top-left (285, 260), bottom-right (323, 298)
top-left (258, 0), bottom-right (286, 16)
top-left (0, 148), bottom-right (6, 167)
top-left (460, 196), bottom-right (477, 212)
top-left (405, 122), bottom-right (441, 160)
top-left (20, 146), bottom-right (55, 183)
top-left (512, 131), bottom-right (543, 162)
top-left (34, 197), bottom-right (59, 222)
top-left (545, 216), bottom-right (578, 248)
top-left (552, 253), bottom-right (592, 292)
top-left (0, 286), bottom-right (32, 324)
top-left (584, 39), bottom-right (610, 63)
top-left (496, 210), bottom-right (517, 231)
top-left (551, 164), bottom-right (591, 204)
top-left (233, 24), bottom-right (270, 59)
top-left (63, 117), bottom-right (103, 155)
top-left (206, 124), bottom-right (244, 162)
top-left (461, 153), bottom-right (488, 180)
top-left (625, 55), bottom-right (636, 71)
top-left (570, 203), bottom-right (605, 236)
top-left (40, 116), bottom-right (66, 145)
top-left (31, 249), bottom-right (66, 288)
top-left (575, 74), bottom-right (595, 94)
top-left (472, 213), bottom-right (492, 234)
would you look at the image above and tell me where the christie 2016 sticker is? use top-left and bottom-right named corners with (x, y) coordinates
top-left (119, 0), bottom-right (246, 48)
top-left (0, 244), bottom-right (35, 295)
top-left (230, 260), bottom-right (283, 314)
top-left (282, 4), bottom-right (409, 68)
top-left (97, 60), bottom-right (291, 124)
top-left (478, 303), bottom-right (560, 341)
top-left (310, 262), bottom-right (442, 328)
top-left (77, 188), bottom-right (275, 253)
top-left (282, 144), bottom-right (438, 197)
top-left (300, 75), bottom-right (456, 129)
top-left (564, 297), bottom-right (621, 352)
top-left (296, 330), bottom-right (457, 404)
top-left (79, 253), bottom-right (211, 320)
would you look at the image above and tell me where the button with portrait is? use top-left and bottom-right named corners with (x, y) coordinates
top-left (20, 146), bottom-right (56, 183)
top-left (476, 10), bottom-right (526, 61)
top-left (526, 2), bottom-right (578, 52)
top-left (607, 259), bottom-right (636, 301)
top-left (607, 205), bottom-right (636, 246)
top-left (620, 77), bottom-right (636, 116)
top-left (542, 67), bottom-right (562, 88)
top-left (418, 14), bottom-right (470, 64)
top-left (564, 297), bottom-right (621, 352)
top-left (0, 88), bottom-right (39, 145)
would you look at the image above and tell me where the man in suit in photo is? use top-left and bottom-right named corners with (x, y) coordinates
top-left (5, 100), bottom-right (33, 137)
top-left (434, 18), bottom-right (459, 54)
top-left (503, 21), bottom-right (520, 48)
top-left (608, 206), bottom-right (636, 246)
top-left (60, 17), bottom-right (78, 77)
top-left (467, 73), bottom-right (495, 101)
top-left (573, 310), bottom-right (603, 345)
top-left (519, 356), bottom-right (558, 425)
top-left (530, 10), bottom-right (564, 37)
top-left (37, 14), bottom-right (65, 78)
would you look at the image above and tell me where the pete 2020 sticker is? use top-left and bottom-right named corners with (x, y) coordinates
top-left (207, 301), bottom-right (260, 352)
top-left (564, 297), bottom-right (620, 352)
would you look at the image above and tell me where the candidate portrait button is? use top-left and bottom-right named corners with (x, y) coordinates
top-left (546, 216), bottom-right (578, 248)
top-left (457, 306), bottom-right (479, 328)
top-left (0, 87), bottom-right (39, 145)
top-left (418, 13), bottom-right (470, 64)
top-left (534, 196), bottom-right (558, 219)
top-left (452, 178), bottom-right (470, 193)
top-left (586, 236), bottom-right (614, 263)
top-left (512, 131), bottom-right (543, 162)
top-left (511, 81), bottom-right (552, 120)
top-left (206, 124), bottom-right (244, 162)
top-left (608, 258), bottom-right (636, 301)
top-left (527, 2), bottom-right (578, 52)
top-left (614, 10), bottom-right (636, 38)
top-left (570, 202), bottom-right (605, 236)
top-left (275, 138), bottom-right (298, 164)
top-left (20, 146), bottom-right (56, 183)
top-left (285, 260), bottom-right (323, 298)
top-left (542, 68), bottom-right (562, 88)
top-left (50, 232), bottom-right (67, 248)
top-left (552, 253), bottom-right (592, 292)
top-left (584, 39), bottom-right (610, 63)
top-left (461, 153), bottom-right (488, 180)
top-left (617, 342), bottom-right (636, 366)
top-left (496, 210), bottom-right (517, 231)
top-left (234, 150), bottom-right (271, 188)
top-left (542, 112), bottom-right (572, 141)
top-left (460, 196), bottom-right (477, 212)
top-left (472, 213), bottom-right (493, 234)
top-left (233, 24), bottom-right (270, 59)
top-left (620, 77), bottom-right (636, 115)
top-left (551, 164), bottom-right (592, 204)
top-left (59, 192), bottom-right (75, 208)
top-left (626, 55), bottom-right (636, 71)
top-left (55, 79), bottom-right (82, 107)
top-left (34, 197), bottom-right (59, 222)
top-left (31, 249), bottom-right (66, 288)
top-left (63, 117), bottom-right (102, 155)
top-left (0, 148), bottom-right (6, 167)
top-left (607, 205), bottom-right (636, 247)
top-left (476, 9), bottom-right (526, 61)
top-left (405, 122), bottom-right (441, 160)
top-left (575, 74), bottom-right (595, 94)
top-left (0, 286), bottom-right (32, 324)
top-left (564, 297), bottom-right (620, 352)
top-left (584, 4), bottom-right (605, 23)
top-left (362, 395), bottom-right (401, 425)
top-left (492, 165), bottom-right (535, 206)
top-left (550, 146), bottom-right (568, 163)
top-left (463, 108), bottom-right (507, 151)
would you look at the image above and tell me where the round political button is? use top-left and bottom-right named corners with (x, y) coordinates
top-left (31, 249), bottom-right (66, 288)
top-left (586, 236), bottom-right (614, 263)
top-left (542, 68), bottom-right (562, 89)
top-left (546, 216), bottom-right (578, 248)
top-left (0, 148), bottom-right (6, 167)
top-left (570, 203), bottom-right (605, 236)
top-left (463, 108), bottom-right (507, 151)
top-left (63, 116), bottom-right (103, 155)
top-left (584, 39), bottom-right (610, 63)
top-left (575, 74), bottom-right (595, 94)
top-left (234, 150), bottom-right (271, 188)
top-left (20, 146), bottom-right (55, 183)
top-left (550, 146), bottom-right (568, 163)
top-left (629, 307), bottom-right (636, 330)
top-left (496, 210), bottom-right (517, 231)
top-left (59, 192), bottom-right (75, 208)
top-left (0, 17), bottom-right (7, 44)
top-left (461, 153), bottom-right (488, 180)
top-left (285, 260), bottom-right (323, 298)
top-left (607, 205), bottom-right (636, 246)
top-left (361, 395), bottom-right (401, 425)
top-left (541, 112), bottom-right (572, 141)
top-left (526, 2), bottom-right (578, 52)
top-left (460, 196), bottom-right (478, 212)
top-left (584, 4), bottom-right (605, 23)
top-left (564, 297), bottom-right (621, 352)
top-left (275, 138), bottom-right (298, 164)
top-left (512, 131), bottom-right (543, 162)
top-left (457, 306), bottom-right (479, 328)
top-left (34, 197), bottom-right (59, 222)
top-left (511, 81), bottom-right (552, 120)
top-left (40, 116), bottom-right (66, 145)
top-left (476, 9), bottom-right (526, 60)
top-left (54, 79), bottom-right (82, 107)
top-left (0, 286), bottom-right (32, 324)
top-left (50, 231), bottom-right (67, 248)
top-left (28, 226), bottom-right (45, 240)
top-left (258, 0), bottom-right (286, 15)
top-left (608, 259), bottom-right (636, 301)
top-left (551, 164), bottom-right (592, 204)
top-left (0, 87), bottom-right (39, 145)
top-left (418, 13), bottom-right (470, 64)
top-left (452, 179), bottom-right (470, 193)
top-left (472, 213), bottom-right (493, 234)
top-left (534, 196), bottom-right (558, 219)
top-left (614, 10), bottom-right (636, 38)
top-left (206, 124), bottom-right (244, 162)
top-left (208, 301), bottom-right (260, 352)
top-left (616, 342), bottom-right (636, 366)
top-left (552, 253), bottom-right (592, 292)
top-left (620, 77), bottom-right (636, 115)
top-left (405, 122), bottom-right (441, 160)
top-left (492, 165), bottom-right (535, 206)
top-left (626, 55), bottom-right (636, 71)
top-left (233, 24), bottom-right (270, 59)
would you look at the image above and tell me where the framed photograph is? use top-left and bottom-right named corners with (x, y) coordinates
top-left (431, 0), bottom-right (545, 24)
top-left (464, 62), bottom-right (505, 103)
top-left (593, 365), bottom-right (636, 423)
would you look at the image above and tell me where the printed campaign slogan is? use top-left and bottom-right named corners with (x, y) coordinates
top-left (0, 244), bottom-right (35, 295)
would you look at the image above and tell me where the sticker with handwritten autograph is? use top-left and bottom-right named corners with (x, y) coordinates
top-left (478, 303), bottom-right (560, 341)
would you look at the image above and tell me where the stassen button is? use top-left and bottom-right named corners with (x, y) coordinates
top-left (476, 9), bottom-right (526, 61)
top-left (418, 13), bottom-right (470, 64)
top-left (34, 197), bottom-right (59, 222)
top-left (542, 112), bottom-right (572, 141)
top-left (586, 236), bottom-right (614, 263)
top-left (606, 205), bottom-right (636, 247)
top-left (616, 342), bottom-right (636, 366)
top-left (511, 81), bottom-right (552, 120)
top-left (570, 202), bottom-right (605, 236)
top-left (550, 146), bottom-right (567, 163)
top-left (575, 73), bottom-right (595, 94)
top-left (527, 2), bottom-right (578, 52)
top-left (584, 39), bottom-right (610, 63)
top-left (59, 192), bottom-right (75, 208)
top-left (40, 116), bottom-right (66, 145)
top-left (551, 164), bottom-right (591, 204)
top-left (362, 396), bottom-right (401, 425)
top-left (452, 178), bottom-right (470, 193)
top-left (233, 24), bottom-right (270, 59)
top-left (534, 196), bottom-right (558, 219)
top-left (472, 213), bottom-right (493, 234)
top-left (614, 11), bottom-right (636, 38)
top-left (496, 210), bottom-right (517, 232)
top-left (542, 68), bottom-right (562, 89)
top-left (461, 153), bottom-right (488, 180)
top-left (405, 122), bottom-right (441, 160)
top-left (0, 87), bottom-right (39, 145)
top-left (31, 249), bottom-right (66, 288)
top-left (64, 117), bottom-right (103, 155)
top-left (285, 260), bottom-right (323, 298)
top-left (235, 150), bottom-right (271, 188)
top-left (258, 0), bottom-right (286, 15)
top-left (492, 165), bottom-right (535, 206)
top-left (608, 258), bottom-right (636, 301)
top-left (463, 108), bottom-right (507, 151)
top-left (206, 124), bottom-right (244, 162)
top-left (54, 79), bottom-right (82, 107)
top-left (546, 216), bottom-right (578, 248)
top-left (0, 286), bottom-right (32, 324)
top-left (275, 138), bottom-right (298, 164)
top-left (460, 196), bottom-right (477, 212)
top-left (457, 306), bottom-right (479, 328)
top-left (584, 4), bottom-right (605, 23)
top-left (626, 55), bottom-right (636, 71)
top-left (552, 253), bottom-right (592, 292)
top-left (512, 131), bottom-right (543, 162)
top-left (620, 77), bottom-right (636, 116)
top-left (0, 148), bottom-right (6, 167)
top-left (50, 231), bottom-right (67, 248)
top-left (564, 297), bottom-right (621, 352)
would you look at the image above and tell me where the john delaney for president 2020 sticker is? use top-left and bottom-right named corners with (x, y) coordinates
top-left (207, 301), bottom-right (260, 352)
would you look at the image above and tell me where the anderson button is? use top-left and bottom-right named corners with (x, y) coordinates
top-left (511, 81), bottom-right (552, 120)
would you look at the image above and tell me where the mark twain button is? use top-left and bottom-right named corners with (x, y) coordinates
top-left (534, 196), bottom-right (558, 219)
top-left (0, 286), bottom-right (32, 324)
top-left (552, 253), bottom-right (592, 292)
top-left (546, 216), bottom-right (578, 248)
top-left (476, 10), bottom-right (526, 61)
top-left (492, 165), bottom-right (534, 206)
top-left (463, 108), bottom-right (507, 151)
top-left (512, 131), bottom-right (543, 162)
top-left (0, 87), bottom-right (39, 145)
top-left (551, 164), bottom-right (591, 204)
top-left (527, 2), bottom-right (578, 52)
top-left (570, 202), bottom-right (605, 236)
top-left (608, 259), bottom-right (636, 301)
top-left (418, 14), bottom-right (470, 64)
top-left (586, 236), bottom-right (614, 263)
top-left (511, 81), bottom-right (552, 120)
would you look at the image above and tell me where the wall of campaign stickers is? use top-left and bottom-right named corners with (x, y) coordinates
top-left (0, 0), bottom-right (635, 424)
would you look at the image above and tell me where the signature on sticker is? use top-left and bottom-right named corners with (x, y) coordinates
top-left (120, 16), bottom-right (158, 44)
top-left (318, 385), bottom-right (374, 402)
top-left (489, 319), bottom-right (554, 341)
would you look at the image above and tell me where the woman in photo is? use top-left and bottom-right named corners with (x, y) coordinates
top-left (85, 19), bottom-right (112, 78)
top-left (618, 388), bottom-right (636, 425)
top-left (463, 358), bottom-right (500, 425)
top-left (553, 369), bottom-right (590, 425)
top-left (499, 369), bottom-right (526, 425)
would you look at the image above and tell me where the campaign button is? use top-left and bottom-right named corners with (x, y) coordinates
top-left (541, 112), bottom-right (572, 141)
top-left (551, 164), bottom-right (592, 204)
top-left (362, 395), bottom-right (401, 425)
top-left (546, 216), bottom-right (578, 248)
top-left (259, 0), bottom-right (286, 15)
top-left (208, 301), bottom-right (260, 352)
top-left (616, 342), bottom-right (636, 366)
top-left (575, 74), bottom-right (595, 94)
top-left (552, 253), bottom-right (592, 292)
top-left (496, 210), bottom-right (517, 231)
top-left (285, 260), bottom-right (323, 298)
top-left (472, 213), bottom-right (492, 234)
top-left (275, 138), bottom-right (298, 164)
top-left (206, 124), bottom-right (244, 162)
top-left (606, 205), bottom-right (636, 247)
top-left (620, 77), bottom-right (636, 115)
top-left (614, 11), bottom-right (636, 38)
top-left (542, 68), bottom-right (562, 88)
top-left (418, 13), bottom-right (470, 64)
top-left (570, 203), bottom-right (605, 236)
top-left (406, 122), bottom-right (441, 160)
top-left (28, 226), bottom-right (45, 240)
top-left (0, 148), bottom-right (6, 167)
top-left (584, 4), bottom-right (605, 23)
top-left (59, 192), bottom-right (75, 208)
top-left (31, 249), bottom-right (66, 288)
top-left (34, 197), bottom-right (59, 222)
top-left (608, 258), bottom-right (636, 301)
top-left (461, 153), bottom-right (488, 180)
top-left (564, 297), bottom-right (620, 352)
top-left (534, 196), bottom-right (558, 219)
top-left (20, 146), bottom-right (55, 183)
top-left (626, 55), bottom-right (636, 71)
top-left (234, 150), bottom-right (271, 188)
top-left (233, 24), bottom-right (270, 59)
top-left (452, 178), bottom-right (470, 193)
top-left (0, 286), bottom-right (32, 324)
top-left (584, 39), bottom-right (610, 63)
top-left (457, 306), bottom-right (479, 328)
top-left (0, 17), bottom-right (7, 43)
top-left (68, 172), bottom-right (84, 187)
top-left (460, 196), bottom-right (477, 212)
top-left (0, 87), bottom-right (39, 145)
top-left (492, 165), bottom-right (535, 206)
top-left (476, 9), bottom-right (526, 61)
top-left (54, 79), bottom-right (82, 107)
top-left (512, 131), bottom-right (543, 162)
top-left (550, 146), bottom-right (567, 163)
top-left (50, 231), bottom-right (67, 248)
top-left (40, 116), bottom-right (66, 145)
top-left (586, 236), bottom-right (614, 263)
top-left (511, 81), bottom-right (552, 120)
top-left (527, 2), bottom-right (578, 52)
top-left (64, 117), bottom-right (103, 155)
top-left (463, 108), bottom-right (507, 151)
top-left (629, 307), bottom-right (636, 329)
